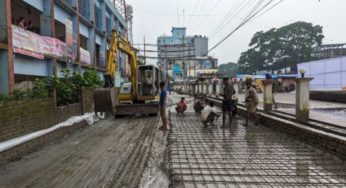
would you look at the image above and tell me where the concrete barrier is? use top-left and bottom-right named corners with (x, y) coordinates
top-left (310, 90), bottom-right (346, 103)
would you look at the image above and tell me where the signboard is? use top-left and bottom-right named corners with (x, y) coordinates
top-left (80, 47), bottom-right (91, 65)
top-left (12, 25), bottom-right (44, 59)
top-left (65, 19), bottom-right (73, 63)
top-left (11, 25), bottom-right (74, 60)
top-left (39, 36), bottom-right (59, 57)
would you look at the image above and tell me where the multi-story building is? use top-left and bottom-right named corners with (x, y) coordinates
top-left (312, 43), bottom-right (346, 59)
top-left (157, 27), bottom-right (218, 81)
top-left (0, 0), bottom-right (132, 95)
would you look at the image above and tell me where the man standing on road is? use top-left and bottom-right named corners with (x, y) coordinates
top-left (220, 77), bottom-right (236, 128)
top-left (159, 81), bottom-right (169, 130)
top-left (245, 81), bottom-right (259, 125)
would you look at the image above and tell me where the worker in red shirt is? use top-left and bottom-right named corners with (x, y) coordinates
top-left (175, 97), bottom-right (187, 114)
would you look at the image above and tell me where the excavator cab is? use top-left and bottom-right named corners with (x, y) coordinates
top-left (137, 65), bottom-right (161, 101)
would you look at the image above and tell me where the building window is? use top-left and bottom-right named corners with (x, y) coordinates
top-left (80, 35), bottom-right (88, 50)
top-left (95, 44), bottom-right (102, 67)
top-left (11, 0), bottom-right (41, 34)
top-left (106, 17), bottom-right (111, 35)
top-left (55, 21), bottom-right (66, 42)
top-left (95, 6), bottom-right (102, 30)
top-left (79, 0), bottom-right (89, 19)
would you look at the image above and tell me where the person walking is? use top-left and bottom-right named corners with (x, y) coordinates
top-left (245, 81), bottom-right (259, 125)
top-left (220, 77), bottom-right (236, 128)
top-left (159, 81), bottom-right (169, 130)
top-left (201, 101), bottom-right (221, 127)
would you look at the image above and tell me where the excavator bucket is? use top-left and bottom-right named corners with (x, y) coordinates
top-left (94, 88), bottom-right (118, 115)
top-left (115, 103), bottom-right (159, 116)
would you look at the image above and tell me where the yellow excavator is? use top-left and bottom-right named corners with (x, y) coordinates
top-left (94, 30), bottom-right (162, 116)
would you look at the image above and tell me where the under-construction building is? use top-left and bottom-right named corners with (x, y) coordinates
top-left (157, 27), bottom-right (218, 81)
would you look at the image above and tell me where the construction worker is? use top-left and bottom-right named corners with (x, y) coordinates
top-left (219, 77), bottom-right (236, 128)
top-left (159, 81), bottom-right (169, 131)
top-left (245, 82), bottom-right (259, 125)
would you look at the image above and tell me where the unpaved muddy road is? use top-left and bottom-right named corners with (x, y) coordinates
top-left (0, 116), bottom-right (161, 188)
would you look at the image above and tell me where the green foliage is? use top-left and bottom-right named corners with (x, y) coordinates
top-left (53, 68), bottom-right (102, 106)
top-left (218, 62), bottom-right (240, 77)
top-left (0, 68), bottom-right (103, 106)
top-left (238, 21), bottom-right (324, 73)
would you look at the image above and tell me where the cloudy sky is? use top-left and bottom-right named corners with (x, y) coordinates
top-left (126, 0), bottom-right (345, 65)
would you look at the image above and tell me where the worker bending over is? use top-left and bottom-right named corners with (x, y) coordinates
top-left (201, 101), bottom-right (221, 127)
top-left (175, 97), bottom-right (187, 114)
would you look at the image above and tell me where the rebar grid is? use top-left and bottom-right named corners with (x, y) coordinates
top-left (168, 112), bottom-right (346, 188)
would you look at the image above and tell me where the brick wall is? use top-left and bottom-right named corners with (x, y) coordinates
top-left (81, 87), bottom-right (95, 113)
top-left (310, 91), bottom-right (346, 103)
top-left (57, 103), bottom-right (82, 123)
top-left (0, 99), bottom-right (55, 142)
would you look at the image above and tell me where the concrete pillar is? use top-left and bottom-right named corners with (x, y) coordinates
top-left (262, 80), bottom-right (273, 112)
top-left (233, 82), bottom-right (239, 94)
top-left (99, 1), bottom-right (107, 68)
top-left (208, 84), bottom-right (212, 96)
top-left (0, 0), bottom-right (14, 95)
top-left (42, 0), bottom-right (56, 78)
top-left (295, 78), bottom-right (313, 123)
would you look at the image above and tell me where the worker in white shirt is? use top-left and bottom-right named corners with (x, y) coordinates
top-left (201, 101), bottom-right (221, 127)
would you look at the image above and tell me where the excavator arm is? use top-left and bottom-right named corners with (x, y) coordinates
top-left (95, 30), bottom-right (159, 116)
top-left (106, 30), bottom-right (138, 99)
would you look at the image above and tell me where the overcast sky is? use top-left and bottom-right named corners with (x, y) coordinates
top-left (126, 0), bottom-right (345, 65)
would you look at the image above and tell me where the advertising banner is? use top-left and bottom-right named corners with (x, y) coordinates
top-left (39, 36), bottom-right (58, 57)
top-left (65, 19), bottom-right (74, 63)
top-left (12, 25), bottom-right (44, 59)
top-left (80, 47), bottom-right (91, 65)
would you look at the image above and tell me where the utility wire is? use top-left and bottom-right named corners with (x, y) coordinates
top-left (252, 0), bottom-right (284, 20)
top-left (191, 0), bottom-right (222, 31)
top-left (209, 0), bottom-right (262, 39)
top-left (208, 0), bottom-right (251, 37)
top-left (206, 0), bottom-right (282, 54)
top-left (187, 0), bottom-right (202, 25)
top-left (188, 0), bottom-right (214, 27)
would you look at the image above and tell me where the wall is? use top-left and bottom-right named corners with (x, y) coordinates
top-left (57, 103), bottom-right (82, 123)
top-left (298, 56), bottom-right (346, 90)
top-left (81, 87), bottom-right (95, 113)
top-left (0, 88), bottom-right (98, 166)
top-left (310, 90), bottom-right (346, 103)
top-left (193, 36), bottom-right (208, 56)
top-left (0, 99), bottom-right (55, 142)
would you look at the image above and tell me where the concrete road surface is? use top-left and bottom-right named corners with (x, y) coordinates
top-left (0, 116), bottom-right (160, 188)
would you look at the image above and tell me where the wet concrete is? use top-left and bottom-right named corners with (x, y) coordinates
top-left (0, 116), bottom-right (159, 188)
top-left (168, 95), bottom-right (346, 187)
top-left (238, 93), bottom-right (346, 127)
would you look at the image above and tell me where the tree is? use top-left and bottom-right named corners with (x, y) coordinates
top-left (238, 21), bottom-right (324, 73)
top-left (218, 62), bottom-right (240, 77)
